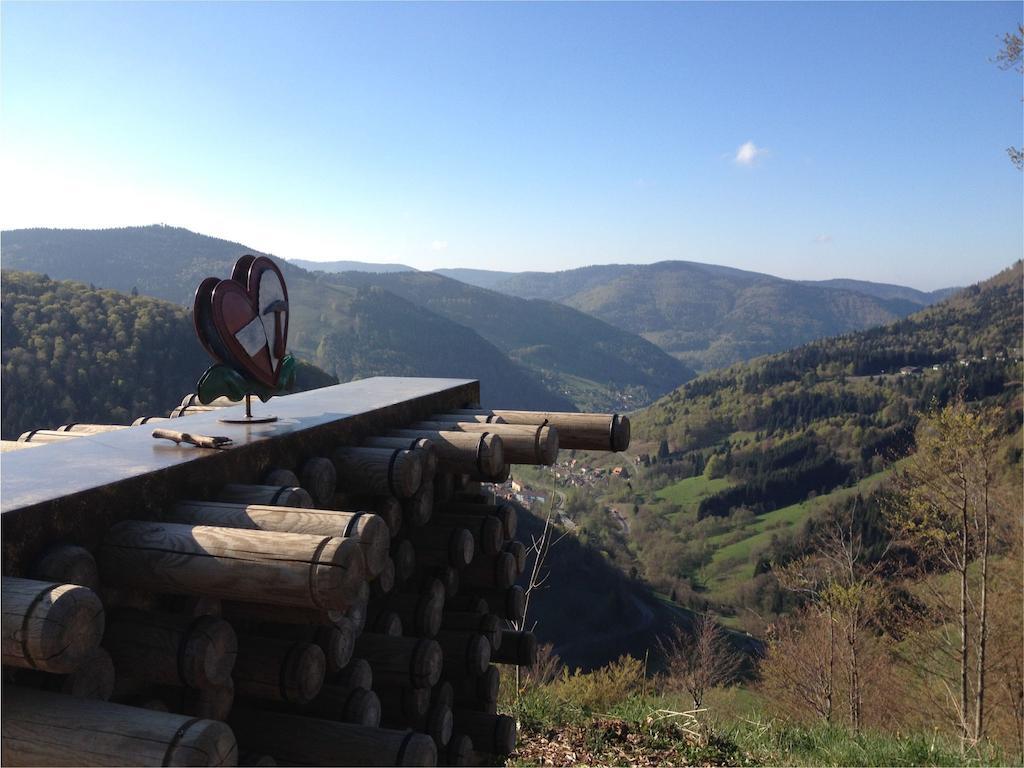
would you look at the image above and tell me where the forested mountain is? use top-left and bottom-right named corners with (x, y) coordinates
top-left (0, 271), bottom-right (338, 439)
top-left (798, 277), bottom-right (959, 304)
top-left (289, 258), bottom-right (414, 274)
top-left (433, 261), bottom-right (954, 371)
top-left (432, 268), bottom-right (519, 290)
top-left (534, 262), bottom-right (1021, 630)
top-left (3, 226), bottom-right (679, 411)
top-left (327, 271), bottom-right (693, 410)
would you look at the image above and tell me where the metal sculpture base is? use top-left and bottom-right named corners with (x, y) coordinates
top-left (219, 394), bottom-right (278, 424)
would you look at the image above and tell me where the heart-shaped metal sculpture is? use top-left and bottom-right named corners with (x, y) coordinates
top-left (193, 255), bottom-right (290, 390)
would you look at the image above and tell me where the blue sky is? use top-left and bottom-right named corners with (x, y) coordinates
top-left (2, 2), bottom-right (1021, 289)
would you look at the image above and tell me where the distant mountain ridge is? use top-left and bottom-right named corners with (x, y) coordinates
top-left (289, 258), bottom-right (415, 274)
top-left (435, 261), bottom-right (958, 372)
top-left (0, 227), bottom-right (688, 411)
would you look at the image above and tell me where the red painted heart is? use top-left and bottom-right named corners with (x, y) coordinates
top-left (193, 256), bottom-right (290, 389)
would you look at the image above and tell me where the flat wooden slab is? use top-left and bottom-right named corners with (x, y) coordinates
top-left (1, 377), bottom-right (478, 575)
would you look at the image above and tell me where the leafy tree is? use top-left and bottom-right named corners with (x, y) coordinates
top-left (994, 25), bottom-right (1023, 170)
top-left (889, 401), bottom-right (1009, 750)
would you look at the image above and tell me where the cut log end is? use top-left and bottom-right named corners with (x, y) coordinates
top-left (2, 579), bottom-right (105, 674)
top-left (182, 615), bottom-right (239, 688)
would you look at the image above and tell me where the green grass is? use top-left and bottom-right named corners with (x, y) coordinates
top-left (701, 468), bottom-right (900, 597)
top-left (656, 474), bottom-right (733, 512)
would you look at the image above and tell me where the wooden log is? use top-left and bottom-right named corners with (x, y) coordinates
top-left (491, 630), bottom-right (537, 667)
top-left (168, 500), bottom-right (390, 579)
top-left (331, 447), bottom-right (423, 499)
top-left (1, 577), bottom-right (104, 673)
top-left (168, 405), bottom-right (222, 417)
top-left (388, 579), bottom-right (445, 638)
top-left (234, 636), bottom-right (325, 705)
top-left (1, 687), bottom-right (238, 767)
top-left (378, 685), bottom-right (430, 725)
top-left (402, 479), bottom-right (435, 528)
top-left (388, 430), bottom-right (504, 478)
top-left (441, 612), bottom-right (502, 652)
top-left (229, 709), bottom-right (437, 766)
top-left (460, 552), bottom-right (517, 590)
top-left (28, 544), bottom-right (100, 589)
top-left (447, 596), bottom-right (487, 616)
top-left (300, 457), bottom-right (337, 506)
top-left (406, 525), bottom-right (475, 570)
top-left (335, 494), bottom-right (403, 538)
top-left (345, 581), bottom-right (371, 633)
top-left (434, 566), bottom-right (460, 600)
top-left (163, 594), bottom-right (224, 618)
top-left (154, 679), bottom-right (236, 720)
top-left (435, 631), bottom-right (490, 679)
top-left (101, 586), bottom-right (160, 613)
top-left (54, 423), bottom-right (127, 434)
top-left (425, 702), bottom-right (453, 750)
top-left (218, 483), bottom-right (314, 508)
top-left (119, 695), bottom-right (172, 712)
top-left (448, 586), bottom-right (525, 624)
top-left (452, 665), bottom-right (500, 707)
top-left (222, 602), bottom-right (347, 628)
top-left (263, 467), bottom-right (300, 487)
top-left (314, 622), bottom-right (355, 674)
top-left (131, 415), bottom-right (170, 425)
top-left (464, 463), bottom-right (510, 484)
top-left (0, 439), bottom-right (40, 451)
top-left (452, 710), bottom-right (516, 757)
top-left (427, 681), bottom-right (455, 748)
top-left (449, 408), bottom-right (630, 452)
top-left (99, 521), bottom-right (365, 611)
top-left (371, 557), bottom-right (396, 597)
top-left (17, 647), bottom-right (115, 700)
top-left (17, 429), bottom-right (83, 443)
top-left (352, 634), bottom-right (442, 689)
top-left (429, 513), bottom-right (502, 557)
top-left (505, 540), bottom-right (527, 575)
top-left (306, 684), bottom-right (382, 727)
top-left (432, 679), bottom-right (454, 710)
top-left (334, 657), bottom-right (372, 691)
top-left (442, 501), bottom-right (517, 542)
top-left (427, 418), bottom-right (559, 465)
top-left (103, 608), bottom-right (237, 688)
top-left (391, 538), bottom-right (416, 585)
top-left (239, 754), bottom-right (277, 767)
top-left (370, 610), bottom-right (403, 637)
top-left (445, 733), bottom-right (474, 767)
top-left (434, 472), bottom-right (456, 504)
top-left (363, 437), bottom-right (438, 477)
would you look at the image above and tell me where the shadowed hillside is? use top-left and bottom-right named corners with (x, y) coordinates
top-left (330, 271), bottom-right (694, 411)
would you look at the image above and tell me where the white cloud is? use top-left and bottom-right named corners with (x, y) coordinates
top-left (734, 140), bottom-right (767, 166)
top-left (430, 240), bottom-right (448, 252)
top-left (814, 234), bottom-right (833, 244)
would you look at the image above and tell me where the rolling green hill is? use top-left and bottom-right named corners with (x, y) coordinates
top-left (327, 271), bottom-right (694, 411)
top-left (441, 261), bottom-right (952, 372)
top-left (0, 271), bottom-right (338, 439)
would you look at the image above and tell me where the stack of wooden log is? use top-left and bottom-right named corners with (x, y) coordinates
top-left (2, 393), bottom-right (629, 767)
